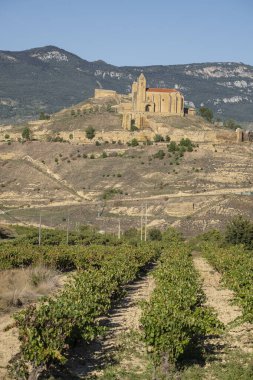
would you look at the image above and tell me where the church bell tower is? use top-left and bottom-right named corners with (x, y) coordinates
top-left (136, 73), bottom-right (146, 111)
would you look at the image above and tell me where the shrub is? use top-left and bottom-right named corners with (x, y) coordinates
top-left (85, 126), bottom-right (95, 140)
top-left (167, 141), bottom-right (178, 152)
top-left (4, 134), bottom-right (10, 139)
top-left (130, 123), bottom-right (138, 131)
top-left (69, 133), bottom-right (73, 140)
top-left (22, 127), bottom-right (31, 140)
top-left (198, 107), bottom-right (213, 122)
top-left (149, 228), bottom-right (162, 241)
top-left (102, 188), bottom-right (123, 200)
top-left (225, 216), bottom-right (253, 249)
top-left (153, 150), bottom-right (165, 160)
top-left (154, 134), bottom-right (164, 142)
top-left (39, 111), bottom-right (50, 120)
top-left (128, 138), bottom-right (139, 147)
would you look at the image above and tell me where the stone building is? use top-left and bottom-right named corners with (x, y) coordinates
top-left (118, 73), bottom-right (186, 129)
top-left (93, 73), bottom-right (196, 130)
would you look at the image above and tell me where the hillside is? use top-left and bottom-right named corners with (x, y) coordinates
top-left (1, 45), bottom-right (253, 123)
top-left (1, 97), bottom-right (253, 237)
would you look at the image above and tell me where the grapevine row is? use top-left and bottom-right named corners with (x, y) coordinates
top-left (12, 243), bottom-right (161, 377)
top-left (0, 243), bottom-right (128, 271)
top-left (202, 242), bottom-right (253, 323)
top-left (141, 243), bottom-right (222, 367)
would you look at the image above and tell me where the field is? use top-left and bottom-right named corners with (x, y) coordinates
top-left (0, 224), bottom-right (253, 379)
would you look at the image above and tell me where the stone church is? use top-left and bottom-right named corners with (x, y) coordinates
top-left (119, 73), bottom-right (186, 129)
top-left (95, 73), bottom-right (195, 130)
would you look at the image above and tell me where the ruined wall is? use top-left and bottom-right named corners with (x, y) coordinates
top-left (94, 89), bottom-right (117, 99)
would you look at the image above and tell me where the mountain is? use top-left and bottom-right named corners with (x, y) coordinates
top-left (0, 45), bottom-right (253, 123)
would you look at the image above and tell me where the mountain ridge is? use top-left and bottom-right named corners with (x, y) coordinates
top-left (0, 45), bottom-right (253, 123)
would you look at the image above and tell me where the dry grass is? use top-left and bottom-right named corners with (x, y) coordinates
top-left (0, 265), bottom-right (60, 314)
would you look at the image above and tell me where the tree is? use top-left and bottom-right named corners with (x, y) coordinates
top-left (198, 107), bottom-right (213, 122)
top-left (22, 127), bottom-right (31, 140)
top-left (149, 228), bottom-right (162, 241)
top-left (168, 141), bottom-right (178, 153)
top-left (39, 111), bottom-right (50, 120)
top-left (85, 126), bottom-right (95, 140)
top-left (154, 134), bottom-right (164, 142)
top-left (179, 138), bottom-right (194, 152)
top-left (128, 138), bottom-right (139, 147)
top-left (225, 216), bottom-right (253, 249)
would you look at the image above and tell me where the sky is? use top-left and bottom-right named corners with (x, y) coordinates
top-left (1, 0), bottom-right (252, 66)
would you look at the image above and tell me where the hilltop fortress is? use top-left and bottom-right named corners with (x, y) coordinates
top-left (95, 73), bottom-right (196, 130)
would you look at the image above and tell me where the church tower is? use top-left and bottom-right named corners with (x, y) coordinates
top-left (136, 73), bottom-right (146, 111)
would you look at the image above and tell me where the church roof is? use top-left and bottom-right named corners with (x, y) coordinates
top-left (146, 88), bottom-right (179, 93)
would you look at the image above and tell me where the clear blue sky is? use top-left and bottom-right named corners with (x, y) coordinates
top-left (1, 0), bottom-right (252, 66)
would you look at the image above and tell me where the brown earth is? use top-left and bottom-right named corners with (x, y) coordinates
top-left (193, 253), bottom-right (253, 355)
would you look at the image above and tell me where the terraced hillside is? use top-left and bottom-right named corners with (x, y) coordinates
top-left (1, 96), bottom-right (253, 237)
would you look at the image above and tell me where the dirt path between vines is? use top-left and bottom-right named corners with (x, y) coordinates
top-left (66, 270), bottom-right (155, 378)
top-left (192, 253), bottom-right (253, 354)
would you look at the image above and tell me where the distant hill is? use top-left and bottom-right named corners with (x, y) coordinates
top-left (0, 45), bottom-right (253, 123)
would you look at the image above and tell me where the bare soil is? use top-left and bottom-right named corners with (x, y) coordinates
top-left (192, 254), bottom-right (253, 354)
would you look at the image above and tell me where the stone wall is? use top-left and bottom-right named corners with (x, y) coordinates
top-left (94, 89), bottom-right (117, 99)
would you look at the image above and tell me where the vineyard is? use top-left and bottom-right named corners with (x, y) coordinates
top-left (9, 241), bottom-right (162, 378)
top-left (202, 242), bottom-right (253, 324)
top-left (141, 242), bottom-right (222, 369)
top-left (1, 223), bottom-right (253, 379)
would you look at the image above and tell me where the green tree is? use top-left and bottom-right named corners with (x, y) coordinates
top-left (39, 111), bottom-right (50, 120)
top-left (149, 228), bottom-right (162, 241)
top-left (198, 107), bottom-right (213, 122)
top-left (22, 127), bottom-right (31, 140)
top-left (225, 216), bottom-right (253, 249)
top-left (154, 134), bottom-right (164, 142)
top-left (85, 126), bottom-right (95, 140)
top-left (168, 141), bottom-right (179, 153)
top-left (128, 138), bottom-right (139, 147)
